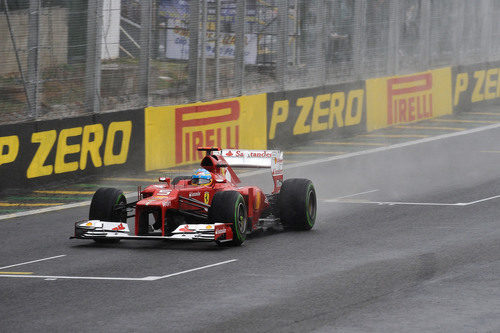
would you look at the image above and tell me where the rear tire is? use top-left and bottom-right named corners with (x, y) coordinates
top-left (278, 179), bottom-right (317, 230)
top-left (89, 188), bottom-right (127, 243)
top-left (209, 191), bottom-right (247, 246)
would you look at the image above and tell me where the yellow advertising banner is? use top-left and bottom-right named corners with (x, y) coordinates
top-left (366, 67), bottom-right (453, 131)
top-left (145, 94), bottom-right (267, 171)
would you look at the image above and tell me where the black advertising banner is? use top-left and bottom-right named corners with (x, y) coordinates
top-left (0, 109), bottom-right (144, 191)
top-left (452, 61), bottom-right (500, 112)
top-left (266, 81), bottom-right (366, 148)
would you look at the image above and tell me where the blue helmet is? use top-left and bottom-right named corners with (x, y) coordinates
top-left (191, 168), bottom-right (212, 185)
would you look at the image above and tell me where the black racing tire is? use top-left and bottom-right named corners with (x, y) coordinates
top-left (209, 191), bottom-right (247, 246)
top-left (278, 179), bottom-right (317, 230)
top-left (89, 188), bottom-right (127, 243)
top-left (172, 176), bottom-right (191, 185)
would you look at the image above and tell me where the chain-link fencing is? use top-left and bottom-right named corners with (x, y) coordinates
top-left (1, 0), bottom-right (499, 124)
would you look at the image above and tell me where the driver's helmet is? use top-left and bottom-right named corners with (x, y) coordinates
top-left (191, 168), bottom-right (213, 186)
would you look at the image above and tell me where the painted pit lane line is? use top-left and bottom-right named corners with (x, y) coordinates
top-left (2, 122), bottom-right (500, 222)
top-left (0, 259), bottom-right (238, 282)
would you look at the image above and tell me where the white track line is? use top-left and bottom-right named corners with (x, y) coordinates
top-left (0, 274), bottom-right (146, 281)
top-left (462, 194), bottom-right (500, 206)
top-left (283, 123), bottom-right (500, 171)
top-left (0, 254), bottom-right (66, 270)
top-left (326, 200), bottom-right (461, 206)
top-left (146, 259), bottom-right (238, 281)
top-left (2, 122), bottom-right (500, 221)
top-left (241, 123), bottom-right (500, 177)
top-left (326, 194), bottom-right (500, 206)
top-left (334, 189), bottom-right (379, 200)
top-left (0, 193), bottom-right (137, 221)
top-left (0, 259), bottom-right (237, 282)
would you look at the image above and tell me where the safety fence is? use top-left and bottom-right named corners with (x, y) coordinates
top-left (1, 60), bottom-right (499, 191)
top-left (0, 0), bottom-right (499, 124)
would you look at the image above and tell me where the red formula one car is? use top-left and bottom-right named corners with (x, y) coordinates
top-left (72, 147), bottom-right (317, 246)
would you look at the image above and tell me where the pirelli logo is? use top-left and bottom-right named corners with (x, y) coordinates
top-left (175, 101), bottom-right (240, 164)
top-left (387, 73), bottom-right (433, 125)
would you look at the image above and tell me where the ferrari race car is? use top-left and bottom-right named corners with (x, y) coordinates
top-left (71, 147), bottom-right (317, 246)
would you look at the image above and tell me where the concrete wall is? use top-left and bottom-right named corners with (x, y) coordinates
top-left (0, 7), bottom-right (68, 75)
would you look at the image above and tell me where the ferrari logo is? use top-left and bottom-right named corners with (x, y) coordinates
top-left (204, 192), bottom-right (210, 204)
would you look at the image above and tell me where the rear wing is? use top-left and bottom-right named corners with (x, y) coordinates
top-left (214, 149), bottom-right (284, 193)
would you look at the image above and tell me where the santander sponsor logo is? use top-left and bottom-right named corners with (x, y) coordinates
top-left (248, 151), bottom-right (272, 158)
top-left (215, 228), bottom-right (226, 235)
top-left (228, 150), bottom-right (273, 158)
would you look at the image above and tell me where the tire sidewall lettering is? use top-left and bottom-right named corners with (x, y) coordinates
top-left (305, 184), bottom-right (315, 227)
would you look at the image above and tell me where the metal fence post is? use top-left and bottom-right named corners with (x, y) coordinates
top-left (276, 0), bottom-right (287, 91)
top-left (85, 0), bottom-right (103, 113)
top-left (419, 0), bottom-right (431, 71)
top-left (200, 0), bottom-right (207, 101)
top-left (234, 0), bottom-right (245, 96)
top-left (27, 0), bottom-right (41, 119)
top-left (315, 2), bottom-right (322, 85)
top-left (152, 0), bottom-right (159, 60)
top-left (386, 0), bottom-right (399, 75)
top-left (352, 0), bottom-right (367, 80)
top-left (453, 0), bottom-right (465, 65)
top-left (188, 0), bottom-right (200, 101)
top-left (319, 0), bottom-right (327, 85)
top-left (215, 0), bottom-right (221, 99)
top-left (139, 0), bottom-right (152, 107)
top-left (480, 0), bottom-right (493, 63)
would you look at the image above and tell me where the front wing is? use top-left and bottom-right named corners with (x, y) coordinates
top-left (71, 220), bottom-right (234, 243)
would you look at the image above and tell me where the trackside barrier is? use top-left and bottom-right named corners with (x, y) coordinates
top-left (2, 62), bottom-right (499, 192)
top-left (0, 109), bottom-right (144, 191)
top-left (145, 62), bottom-right (497, 171)
top-left (452, 61), bottom-right (500, 113)
top-left (145, 95), bottom-right (267, 171)
top-left (266, 81), bottom-right (366, 149)
top-left (365, 67), bottom-right (453, 132)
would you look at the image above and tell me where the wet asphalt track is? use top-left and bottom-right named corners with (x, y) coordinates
top-left (1, 113), bottom-right (500, 332)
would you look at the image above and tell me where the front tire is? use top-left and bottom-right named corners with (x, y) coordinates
top-left (278, 179), bottom-right (317, 230)
top-left (89, 188), bottom-right (127, 243)
top-left (209, 191), bottom-right (247, 246)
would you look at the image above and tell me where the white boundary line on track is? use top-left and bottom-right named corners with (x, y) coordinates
top-left (280, 123), bottom-right (500, 171)
top-left (335, 189), bottom-right (379, 199)
top-left (326, 200), bottom-right (461, 206)
top-left (2, 122), bottom-right (500, 221)
top-left (0, 255), bottom-right (66, 270)
top-left (0, 193), bottom-right (137, 221)
top-left (240, 123), bottom-right (500, 177)
top-left (146, 259), bottom-right (238, 281)
top-left (325, 194), bottom-right (500, 207)
top-left (0, 259), bottom-right (238, 282)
